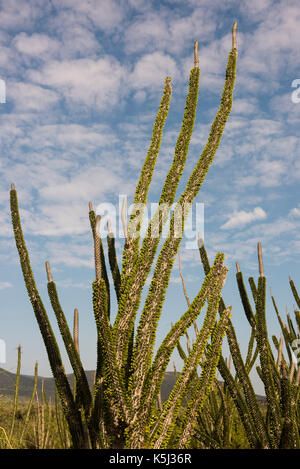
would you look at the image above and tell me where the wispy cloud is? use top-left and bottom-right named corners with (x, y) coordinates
top-left (28, 56), bottom-right (127, 110)
top-left (0, 281), bottom-right (12, 290)
top-left (289, 205), bottom-right (300, 218)
top-left (221, 207), bottom-right (267, 230)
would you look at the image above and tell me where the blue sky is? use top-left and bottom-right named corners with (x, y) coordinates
top-left (0, 0), bottom-right (299, 395)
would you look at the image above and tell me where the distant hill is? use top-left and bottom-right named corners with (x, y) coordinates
top-left (0, 368), bottom-right (178, 402)
top-left (0, 368), bottom-right (266, 404)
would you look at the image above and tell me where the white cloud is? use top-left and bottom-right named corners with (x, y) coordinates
top-left (28, 56), bottom-right (127, 110)
top-left (39, 166), bottom-right (123, 203)
top-left (289, 205), bottom-right (300, 218)
top-left (221, 207), bottom-right (267, 230)
top-left (130, 52), bottom-right (179, 90)
top-left (239, 2), bottom-right (300, 82)
top-left (10, 82), bottom-right (59, 111)
top-left (52, 0), bottom-right (125, 31)
top-left (231, 98), bottom-right (258, 115)
top-left (13, 33), bottom-right (60, 57)
top-left (0, 0), bottom-right (48, 30)
top-left (255, 159), bottom-right (286, 187)
top-left (45, 239), bottom-right (93, 267)
top-left (240, 0), bottom-right (273, 18)
top-left (124, 8), bottom-right (215, 55)
top-left (0, 281), bottom-right (12, 290)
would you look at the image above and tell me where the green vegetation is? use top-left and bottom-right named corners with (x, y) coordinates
top-left (3, 22), bottom-right (300, 449)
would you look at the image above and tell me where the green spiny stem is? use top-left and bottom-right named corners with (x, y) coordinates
top-left (272, 335), bottom-right (282, 364)
top-left (177, 309), bottom-right (231, 449)
top-left (114, 64), bottom-right (200, 368)
top-left (150, 308), bottom-right (230, 450)
top-left (107, 231), bottom-right (121, 301)
top-left (89, 207), bottom-right (111, 315)
top-left (129, 45), bottom-right (237, 406)
top-left (239, 269), bottom-right (281, 392)
top-left (10, 186), bottom-right (87, 448)
top-left (271, 294), bottom-right (293, 365)
top-left (73, 308), bottom-right (79, 403)
top-left (294, 309), bottom-right (300, 331)
top-left (92, 279), bottom-right (130, 424)
top-left (199, 242), bottom-right (270, 448)
top-left (217, 355), bottom-right (259, 448)
top-left (92, 213), bottom-right (109, 400)
top-left (290, 277), bottom-right (300, 309)
top-left (224, 314), bottom-right (271, 447)
top-left (245, 329), bottom-right (255, 369)
top-left (91, 209), bottom-right (114, 439)
top-left (279, 365), bottom-right (298, 448)
top-left (193, 427), bottom-right (222, 449)
top-left (176, 339), bottom-right (188, 362)
top-left (287, 313), bottom-right (297, 340)
top-left (246, 344), bottom-right (259, 374)
top-left (245, 329), bottom-right (257, 373)
top-left (256, 276), bottom-right (281, 447)
top-left (9, 345), bottom-right (21, 440)
top-left (46, 274), bottom-right (92, 424)
top-left (20, 361), bottom-right (38, 446)
top-left (146, 269), bottom-right (228, 450)
top-left (236, 271), bottom-right (257, 330)
top-left (89, 374), bottom-right (110, 449)
top-left (215, 380), bottom-right (230, 448)
top-left (128, 253), bottom-right (225, 419)
top-left (127, 261), bottom-right (224, 442)
top-left (125, 326), bottom-right (134, 387)
top-left (248, 277), bottom-right (257, 303)
top-left (120, 77), bottom-right (172, 290)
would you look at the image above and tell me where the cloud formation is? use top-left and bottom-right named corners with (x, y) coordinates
top-left (221, 207), bottom-right (267, 230)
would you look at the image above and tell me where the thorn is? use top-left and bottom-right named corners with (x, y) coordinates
top-left (236, 262), bottom-right (240, 273)
top-left (11, 183), bottom-right (15, 190)
top-left (194, 40), bottom-right (199, 68)
top-left (232, 21), bottom-right (238, 51)
top-left (88, 201), bottom-right (93, 212)
top-left (289, 275), bottom-right (292, 282)
top-left (45, 261), bottom-right (53, 282)
top-left (257, 242), bottom-right (264, 277)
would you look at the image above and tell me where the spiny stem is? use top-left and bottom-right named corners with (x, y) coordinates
top-left (178, 248), bottom-right (191, 307)
top-left (74, 308), bottom-right (79, 355)
top-left (94, 216), bottom-right (102, 281)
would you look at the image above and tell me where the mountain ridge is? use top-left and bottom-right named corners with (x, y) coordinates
top-left (0, 368), bottom-right (178, 403)
top-left (0, 367), bottom-right (267, 403)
